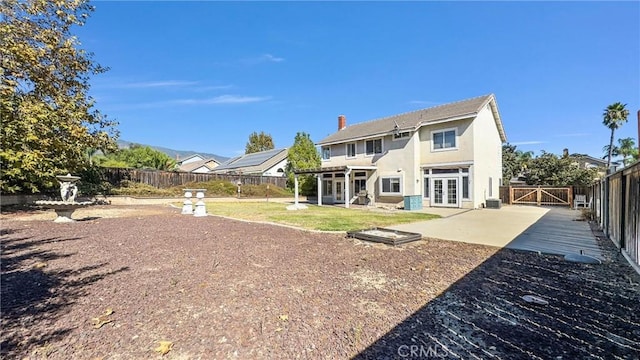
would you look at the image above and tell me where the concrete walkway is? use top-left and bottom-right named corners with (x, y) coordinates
top-left (392, 206), bottom-right (603, 258)
top-left (504, 207), bottom-right (603, 259)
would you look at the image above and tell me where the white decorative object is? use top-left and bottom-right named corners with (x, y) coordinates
top-left (35, 173), bottom-right (94, 222)
top-left (193, 189), bottom-right (207, 217)
top-left (182, 190), bottom-right (193, 215)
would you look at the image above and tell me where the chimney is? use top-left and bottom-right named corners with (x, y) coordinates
top-left (338, 115), bottom-right (346, 131)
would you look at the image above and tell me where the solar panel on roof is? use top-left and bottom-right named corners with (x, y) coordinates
top-left (215, 148), bottom-right (284, 170)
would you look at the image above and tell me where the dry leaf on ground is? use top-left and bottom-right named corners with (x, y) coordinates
top-left (154, 341), bottom-right (173, 355)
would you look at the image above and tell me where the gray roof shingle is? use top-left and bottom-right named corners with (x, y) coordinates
top-left (317, 94), bottom-right (506, 145)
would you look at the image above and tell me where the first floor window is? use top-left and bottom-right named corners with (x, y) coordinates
top-left (322, 180), bottom-right (332, 196)
top-left (354, 179), bottom-right (366, 194)
top-left (462, 176), bottom-right (469, 199)
top-left (423, 177), bottom-right (430, 198)
top-left (321, 146), bottom-right (331, 160)
top-left (381, 177), bottom-right (401, 195)
top-left (489, 177), bottom-right (493, 197)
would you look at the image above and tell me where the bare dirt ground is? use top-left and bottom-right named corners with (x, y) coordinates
top-left (1, 205), bottom-right (639, 359)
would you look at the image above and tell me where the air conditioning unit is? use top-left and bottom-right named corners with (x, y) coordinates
top-left (486, 198), bottom-right (502, 209)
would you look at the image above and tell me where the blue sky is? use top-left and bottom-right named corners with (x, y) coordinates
top-left (79, 1), bottom-right (639, 159)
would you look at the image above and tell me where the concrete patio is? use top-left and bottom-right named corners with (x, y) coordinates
top-left (391, 205), bottom-right (603, 258)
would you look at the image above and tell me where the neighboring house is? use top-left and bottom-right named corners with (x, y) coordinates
top-left (570, 153), bottom-right (619, 179)
top-left (177, 154), bottom-right (221, 173)
top-left (570, 153), bottom-right (618, 170)
top-left (211, 148), bottom-right (289, 177)
top-left (295, 94), bottom-right (507, 209)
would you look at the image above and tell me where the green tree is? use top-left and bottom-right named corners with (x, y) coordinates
top-left (245, 131), bottom-right (275, 154)
top-left (602, 102), bottom-right (629, 169)
top-left (502, 144), bottom-right (534, 184)
top-left (99, 144), bottom-right (177, 171)
top-left (617, 137), bottom-right (638, 166)
top-left (1, 0), bottom-right (118, 193)
top-left (523, 151), bottom-right (597, 186)
top-left (285, 132), bottom-right (320, 195)
top-left (502, 144), bottom-right (520, 183)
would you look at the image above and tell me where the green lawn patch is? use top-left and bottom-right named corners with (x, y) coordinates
top-left (204, 202), bottom-right (439, 231)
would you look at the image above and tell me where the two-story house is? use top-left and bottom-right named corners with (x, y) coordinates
top-left (295, 94), bottom-right (507, 209)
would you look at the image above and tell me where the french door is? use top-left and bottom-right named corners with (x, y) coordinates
top-left (432, 178), bottom-right (459, 207)
top-left (335, 181), bottom-right (344, 202)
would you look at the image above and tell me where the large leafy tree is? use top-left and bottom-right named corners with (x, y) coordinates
top-left (96, 144), bottom-right (177, 171)
top-left (245, 131), bottom-right (274, 154)
top-left (523, 152), bottom-right (597, 186)
top-left (502, 143), bottom-right (534, 184)
top-left (1, 0), bottom-right (118, 193)
top-left (602, 102), bottom-right (629, 169)
top-left (285, 132), bottom-right (320, 195)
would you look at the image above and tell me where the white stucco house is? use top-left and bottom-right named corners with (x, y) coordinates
top-left (294, 94), bottom-right (507, 209)
top-left (212, 148), bottom-right (288, 177)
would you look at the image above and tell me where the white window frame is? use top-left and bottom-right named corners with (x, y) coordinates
top-left (321, 146), bottom-right (331, 161)
top-left (423, 168), bottom-right (471, 200)
top-left (365, 138), bottom-right (383, 156)
top-left (346, 142), bottom-right (356, 159)
top-left (380, 176), bottom-right (402, 196)
top-left (431, 128), bottom-right (458, 152)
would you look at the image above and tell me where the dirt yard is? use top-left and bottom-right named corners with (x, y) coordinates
top-left (1, 205), bottom-right (639, 359)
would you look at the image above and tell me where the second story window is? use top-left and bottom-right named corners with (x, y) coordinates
top-left (365, 138), bottom-right (383, 155)
top-left (393, 131), bottom-right (410, 140)
top-left (432, 129), bottom-right (457, 150)
top-left (346, 143), bottom-right (356, 158)
top-left (321, 146), bottom-right (331, 160)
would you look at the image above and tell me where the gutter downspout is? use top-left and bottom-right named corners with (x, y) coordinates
top-left (345, 167), bottom-right (353, 209)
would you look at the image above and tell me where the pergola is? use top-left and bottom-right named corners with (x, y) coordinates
top-left (292, 166), bottom-right (377, 208)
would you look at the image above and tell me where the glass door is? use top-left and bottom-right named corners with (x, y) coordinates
top-left (335, 181), bottom-right (344, 202)
top-left (431, 178), bottom-right (458, 207)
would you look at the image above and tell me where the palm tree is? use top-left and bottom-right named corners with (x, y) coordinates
top-left (618, 137), bottom-right (638, 166)
top-left (602, 144), bottom-right (619, 161)
top-left (602, 102), bottom-right (629, 168)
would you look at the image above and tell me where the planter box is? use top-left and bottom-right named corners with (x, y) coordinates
top-left (346, 227), bottom-right (422, 246)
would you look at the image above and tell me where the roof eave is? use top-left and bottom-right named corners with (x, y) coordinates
top-left (317, 114), bottom-right (478, 146)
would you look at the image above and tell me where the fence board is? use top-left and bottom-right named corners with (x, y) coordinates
top-left (623, 164), bottom-right (640, 265)
top-left (101, 168), bottom-right (287, 189)
top-left (593, 161), bottom-right (640, 269)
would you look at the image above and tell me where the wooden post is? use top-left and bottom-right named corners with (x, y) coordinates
top-left (568, 186), bottom-right (573, 208)
top-left (509, 186), bottom-right (514, 205)
top-left (536, 186), bottom-right (542, 206)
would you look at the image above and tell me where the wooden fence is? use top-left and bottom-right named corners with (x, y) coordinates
top-left (498, 185), bottom-right (589, 206)
top-left (592, 161), bottom-right (640, 269)
top-left (101, 168), bottom-right (288, 189)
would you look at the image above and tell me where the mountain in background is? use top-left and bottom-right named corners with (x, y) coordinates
top-left (117, 140), bottom-right (230, 164)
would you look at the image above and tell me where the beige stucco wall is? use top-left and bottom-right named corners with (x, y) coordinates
top-left (418, 118), bottom-right (474, 165)
top-left (321, 134), bottom-right (419, 201)
top-left (471, 104), bottom-right (503, 207)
